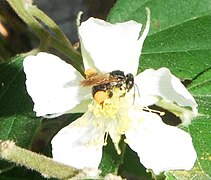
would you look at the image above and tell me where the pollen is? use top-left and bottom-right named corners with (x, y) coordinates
top-left (84, 68), bottom-right (98, 78)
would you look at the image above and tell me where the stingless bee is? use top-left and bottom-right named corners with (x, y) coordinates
top-left (81, 68), bottom-right (134, 105)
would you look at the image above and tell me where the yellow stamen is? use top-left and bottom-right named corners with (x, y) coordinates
top-left (89, 88), bottom-right (126, 119)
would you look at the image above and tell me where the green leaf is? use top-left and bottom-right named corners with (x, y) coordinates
top-left (119, 145), bottom-right (151, 179)
top-left (108, 0), bottom-right (211, 79)
top-left (0, 55), bottom-right (41, 174)
top-left (189, 68), bottom-right (211, 116)
top-left (99, 137), bottom-right (124, 176)
top-left (0, 55), bottom-right (41, 148)
top-left (187, 68), bottom-right (211, 178)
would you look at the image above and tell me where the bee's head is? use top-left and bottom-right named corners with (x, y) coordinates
top-left (125, 73), bottom-right (134, 91)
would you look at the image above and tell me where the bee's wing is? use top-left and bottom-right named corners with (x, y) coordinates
top-left (23, 52), bottom-right (91, 117)
top-left (80, 73), bottom-right (112, 86)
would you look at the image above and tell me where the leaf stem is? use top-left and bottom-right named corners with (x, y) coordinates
top-left (0, 140), bottom-right (80, 179)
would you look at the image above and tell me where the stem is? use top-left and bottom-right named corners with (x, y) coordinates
top-left (0, 140), bottom-right (80, 179)
top-left (28, 5), bottom-right (72, 48)
top-left (7, 0), bottom-right (47, 39)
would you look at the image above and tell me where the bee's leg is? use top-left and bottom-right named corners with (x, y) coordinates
top-left (92, 85), bottom-right (108, 105)
top-left (93, 91), bottom-right (108, 105)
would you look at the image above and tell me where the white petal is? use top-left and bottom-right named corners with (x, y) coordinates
top-left (125, 110), bottom-right (197, 175)
top-left (67, 99), bottom-right (92, 113)
top-left (78, 10), bottom-right (150, 74)
top-left (135, 68), bottom-right (198, 114)
top-left (23, 52), bottom-right (91, 117)
top-left (51, 113), bottom-right (104, 169)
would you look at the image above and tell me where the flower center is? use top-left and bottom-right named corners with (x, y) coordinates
top-left (87, 88), bottom-right (134, 154)
top-left (88, 88), bottom-right (128, 119)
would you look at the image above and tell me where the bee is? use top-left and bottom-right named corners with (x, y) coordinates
top-left (81, 68), bottom-right (134, 104)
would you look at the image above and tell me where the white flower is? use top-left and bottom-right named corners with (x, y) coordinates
top-left (23, 8), bottom-right (198, 175)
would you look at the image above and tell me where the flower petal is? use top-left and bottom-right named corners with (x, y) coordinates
top-left (51, 112), bottom-right (104, 169)
top-left (23, 52), bottom-right (91, 117)
top-left (135, 68), bottom-right (198, 121)
top-left (78, 9), bottom-right (150, 74)
top-left (125, 110), bottom-right (197, 175)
